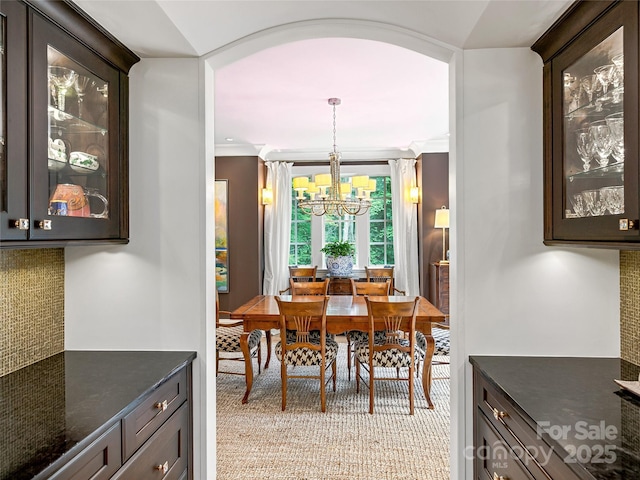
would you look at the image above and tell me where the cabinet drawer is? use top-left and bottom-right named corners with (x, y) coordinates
top-left (474, 370), bottom-right (581, 480)
top-left (476, 409), bottom-right (537, 480)
top-left (122, 367), bottom-right (188, 461)
top-left (49, 423), bottom-right (121, 480)
top-left (113, 402), bottom-right (189, 480)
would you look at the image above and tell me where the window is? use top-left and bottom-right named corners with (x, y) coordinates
top-left (289, 164), bottom-right (393, 268)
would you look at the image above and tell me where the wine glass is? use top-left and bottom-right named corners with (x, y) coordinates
top-left (589, 120), bottom-right (613, 167)
top-left (580, 74), bottom-right (597, 107)
top-left (594, 64), bottom-right (615, 100)
top-left (570, 193), bottom-right (588, 217)
top-left (605, 112), bottom-right (624, 163)
top-left (575, 128), bottom-right (594, 172)
top-left (600, 185), bottom-right (624, 215)
top-left (48, 66), bottom-right (77, 112)
top-left (74, 75), bottom-right (93, 118)
top-left (582, 189), bottom-right (606, 216)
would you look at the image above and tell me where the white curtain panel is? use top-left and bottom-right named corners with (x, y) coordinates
top-left (388, 158), bottom-right (420, 296)
top-left (263, 161), bottom-right (293, 295)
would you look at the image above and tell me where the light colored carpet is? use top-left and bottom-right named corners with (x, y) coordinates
top-left (216, 335), bottom-right (450, 480)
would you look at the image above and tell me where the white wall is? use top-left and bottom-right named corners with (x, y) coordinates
top-left (457, 47), bottom-right (619, 477)
top-left (65, 58), bottom-right (212, 479)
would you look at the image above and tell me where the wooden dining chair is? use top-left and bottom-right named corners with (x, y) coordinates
top-left (345, 279), bottom-right (391, 380)
top-left (279, 266), bottom-right (318, 294)
top-left (364, 266), bottom-right (406, 295)
top-left (354, 296), bottom-right (420, 414)
top-left (274, 296), bottom-right (338, 412)
top-left (289, 277), bottom-right (329, 296)
top-left (215, 289), bottom-right (263, 377)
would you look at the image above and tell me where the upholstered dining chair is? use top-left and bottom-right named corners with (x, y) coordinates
top-left (354, 296), bottom-right (420, 414)
top-left (279, 266), bottom-right (318, 294)
top-left (364, 266), bottom-right (406, 295)
top-left (215, 289), bottom-right (263, 378)
top-left (274, 296), bottom-right (338, 412)
top-left (345, 279), bottom-right (391, 380)
top-left (416, 325), bottom-right (450, 379)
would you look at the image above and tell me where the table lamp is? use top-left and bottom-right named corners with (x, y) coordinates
top-left (434, 206), bottom-right (450, 264)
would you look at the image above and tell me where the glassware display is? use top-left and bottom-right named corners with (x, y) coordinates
top-left (563, 27), bottom-right (624, 218)
top-left (47, 46), bottom-right (109, 219)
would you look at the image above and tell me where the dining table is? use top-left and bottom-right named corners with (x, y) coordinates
top-left (230, 294), bottom-right (446, 408)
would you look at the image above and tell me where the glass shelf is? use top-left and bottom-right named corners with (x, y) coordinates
top-left (48, 106), bottom-right (107, 136)
top-left (568, 161), bottom-right (623, 182)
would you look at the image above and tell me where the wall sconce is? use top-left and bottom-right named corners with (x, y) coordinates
top-left (409, 186), bottom-right (419, 204)
top-left (434, 205), bottom-right (450, 264)
top-left (261, 188), bottom-right (273, 205)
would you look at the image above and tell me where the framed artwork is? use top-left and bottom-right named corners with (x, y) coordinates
top-left (215, 180), bottom-right (229, 292)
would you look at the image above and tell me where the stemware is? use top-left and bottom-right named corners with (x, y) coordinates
top-left (74, 75), bottom-right (93, 118)
top-left (48, 66), bottom-right (77, 112)
top-left (594, 64), bottom-right (615, 100)
top-left (589, 120), bottom-right (613, 167)
top-left (605, 112), bottom-right (624, 163)
top-left (600, 185), bottom-right (624, 215)
top-left (580, 74), bottom-right (598, 107)
top-left (582, 189), bottom-right (606, 216)
top-left (575, 128), bottom-right (594, 172)
top-left (570, 193), bottom-right (589, 217)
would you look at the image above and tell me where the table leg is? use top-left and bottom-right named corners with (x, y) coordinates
top-left (422, 331), bottom-right (435, 409)
top-left (240, 332), bottom-right (253, 404)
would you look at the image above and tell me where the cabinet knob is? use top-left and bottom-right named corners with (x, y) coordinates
top-left (493, 473), bottom-right (508, 480)
top-left (12, 218), bottom-right (29, 230)
top-left (619, 219), bottom-right (636, 231)
top-left (155, 400), bottom-right (168, 412)
top-left (492, 407), bottom-right (508, 421)
top-left (155, 461), bottom-right (169, 474)
top-left (36, 220), bottom-right (52, 230)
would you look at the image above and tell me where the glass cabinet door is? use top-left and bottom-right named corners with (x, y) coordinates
top-left (562, 28), bottom-right (624, 219)
top-left (47, 46), bottom-right (110, 220)
top-left (551, 1), bottom-right (639, 242)
top-left (30, 12), bottom-right (120, 240)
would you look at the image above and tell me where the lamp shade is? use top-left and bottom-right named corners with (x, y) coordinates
top-left (365, 179), bottom-right (377, 192)
top-left (292, 176), bottom-right (309, 190)
top-left (351, 175), bottom-right (370, 188)
top-left (434, 207), bottom-right (449, 229)
top-left (314, 173), bottom-right (331, 187)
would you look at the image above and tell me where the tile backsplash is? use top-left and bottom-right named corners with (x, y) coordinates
top-left (621, 250), bottom-right (640, 366)
top-left (0, 249), bottom-right (64, 377)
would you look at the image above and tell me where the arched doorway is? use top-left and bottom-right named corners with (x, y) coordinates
top-left (203, 19), bottom-right (464, 479)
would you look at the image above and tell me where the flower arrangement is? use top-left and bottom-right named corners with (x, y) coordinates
top-left (320, 240), bottom-right (355, 257)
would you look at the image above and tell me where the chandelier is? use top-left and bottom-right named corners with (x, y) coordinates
top-left (297, 98), bottom-right (372, 216)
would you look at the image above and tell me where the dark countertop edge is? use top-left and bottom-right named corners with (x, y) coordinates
top-left (31, 350), bottom-right (197, 480)
top-left (469, 355), bottom-right (606, 480)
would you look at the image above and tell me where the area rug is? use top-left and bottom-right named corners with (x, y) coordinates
top-left (216, 336), bottom-right (450, 479)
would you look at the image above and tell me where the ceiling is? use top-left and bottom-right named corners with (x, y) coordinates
top-left (74, 0), bottom-right (573, 161)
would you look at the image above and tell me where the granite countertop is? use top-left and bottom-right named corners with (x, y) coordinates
top-left (470, 356), bottom-right (640, 480)
top-left (0, 350), bottom-right (196, 480)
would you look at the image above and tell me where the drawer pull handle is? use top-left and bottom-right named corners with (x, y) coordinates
top-left (493, 473), bottom-right (508, 480)
top-left (12, 218), bottom-right (29, 230)
top-left (492, 407), bottom-right (507, 421)
top-left (155, 461), bottom-right (169, 474)
top-left (155, 400), bottom-right (168, 412)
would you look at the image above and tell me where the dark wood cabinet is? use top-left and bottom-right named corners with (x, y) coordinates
top-left (532, 1), bottom-right (640, 247)
top-left (473, 368), bottom-right (583, 480)
top-left (0, 0), bottom-right (139, 248)
top-left (429, 262), bottom-right (449, 318)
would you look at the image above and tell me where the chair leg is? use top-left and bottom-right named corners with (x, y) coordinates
top-left (369, 359), bottom-right (375, 415)
top-left (355, 357), bottom-right (360, 393)
top-left (281, 360), bottom-right (287, 411)
top-left (320, 359), bottom-right (326, 413)
top-left (332, 361), bottom-right (337, 392)
top-left (265, 330), bottom-right (272, 369)
top-left (409, 363), bottom-right (415, 415)
top-left (346, 333), bottom-right (352, 380)
top-left (257, 342), bottom-right (262, 374)
top-left (216, 350), bottom-right (219, 377)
